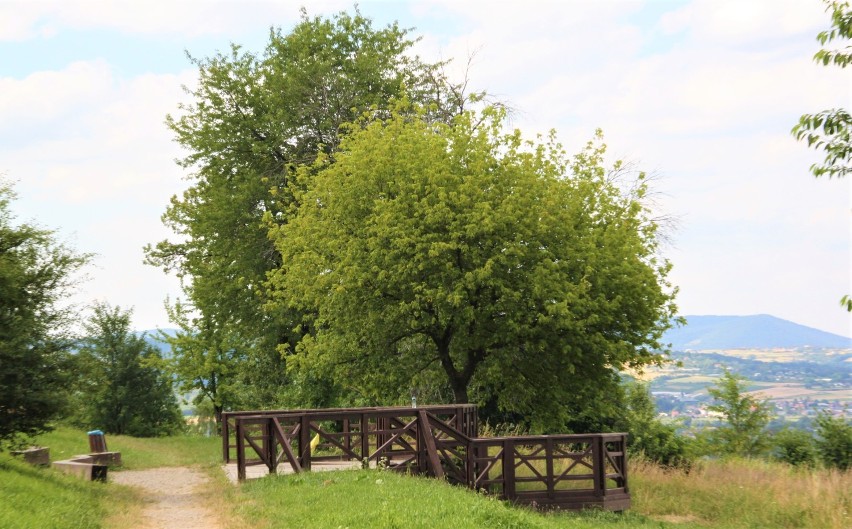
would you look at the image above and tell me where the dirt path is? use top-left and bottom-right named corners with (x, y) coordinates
top-left (110, 467), bottom-right (223, 529)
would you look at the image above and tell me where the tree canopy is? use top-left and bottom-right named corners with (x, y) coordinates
top-left (0, 180), bottom-right (89, 449)
top-left (146, 8), bottom-right (462, 411)
top-left (267, 105), bottom-right (678, 431)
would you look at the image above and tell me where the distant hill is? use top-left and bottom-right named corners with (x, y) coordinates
top-left (138, 328), bottom-right (178, 356)
top-left (663, 315), bottom-right (852, 350)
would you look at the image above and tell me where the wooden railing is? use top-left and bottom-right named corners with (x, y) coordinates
top-left (224, 405), bottom-right (629, 511)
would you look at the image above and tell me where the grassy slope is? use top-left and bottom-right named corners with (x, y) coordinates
top-left (0, 426), bottom-right (223, 529)
top-left (4, 427), bottom-right (849, 529)
top-left (632, 458), bottom-right (851, 529)
top-left (0, 454), bottom-right (136, 529)
top-left (36, 426), bottom-right (221, 469)
top-left (233, 459), bottom-right (851, 529)
top-left (235, 469), bottom-right (672, 529)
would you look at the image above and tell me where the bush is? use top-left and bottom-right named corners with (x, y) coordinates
top-left (772, 428), bottom-right (818, 467)
top-left (814, 411), bottom-right (852, 470)
top-left (621, 382), bottom-right (694, 469)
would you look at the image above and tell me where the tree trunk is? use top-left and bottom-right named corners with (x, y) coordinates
top-left (451, 382), bottom-right (469, 404)
top-left (433, 328), bottom-right (473, 404)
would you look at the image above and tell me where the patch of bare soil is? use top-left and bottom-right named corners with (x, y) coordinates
top-left (110, 467), bottom-right (222, 529)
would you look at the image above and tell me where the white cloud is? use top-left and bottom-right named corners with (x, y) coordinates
top-left (659, 0), bottom-right (827, 45)
top-left (0, 58), bottom-right (197, 330)
top-left (0, 60), bottom-right (113, 131)
top-left (0, 0), bottom-right (352, 41)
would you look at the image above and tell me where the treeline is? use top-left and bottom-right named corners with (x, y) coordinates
top-left (0, 181), bottom-right (183, 449)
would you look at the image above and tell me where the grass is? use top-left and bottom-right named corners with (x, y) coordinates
top-left (232, 456), bottom-right (851, 529)
top-left (0, 426), bottom-right (223, 529)
top-left (34, 425), bottom-right (222, 469)
top-left (0, 454), bottom-right (137, 529)
top-left (234, 468), bottom-right (679, 529)
top-left (5, 425), bottom-right (850, 529)
top-left (631, 457), bottom-right (851, 529)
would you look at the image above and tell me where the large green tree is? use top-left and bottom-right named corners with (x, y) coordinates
top-left (146, 9), bottom-right (462, 409)
top-left (74, 303), bottom-right (183, 437)
top-left (0, 180), bottom-right (89, 449)
top-left (267, 105), bottom-right (678, 431)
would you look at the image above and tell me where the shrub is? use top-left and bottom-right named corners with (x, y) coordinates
top-left (772, 427), bottom-right (818, 467)
top-left (621, 382), bottom-right (694, 469)
top-left (814, 411), bottom-right (852, 470)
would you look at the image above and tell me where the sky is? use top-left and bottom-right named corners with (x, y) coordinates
top-left (1, 0), bottom-right (850, 338)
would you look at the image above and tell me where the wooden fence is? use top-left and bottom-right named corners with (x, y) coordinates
top-left (223, 405), bottom-right (629, 511)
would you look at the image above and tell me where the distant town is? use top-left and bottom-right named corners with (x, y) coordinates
top-left (645, 346), bottom-right (850, 429)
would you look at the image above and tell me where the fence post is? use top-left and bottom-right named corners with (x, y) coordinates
top-left (545, 437), bottom-right (554, 499)
top-left (235, 418), bottom-right (246, 481)
top-left (299, 414), bottom-right (311, 471)
top-left (266, 419), bottom-right (278, 474)
top-left (221, 412), bottom-right (230, 463)
top-left (593, 435), bottom-right (605, 498)
top-left (361, 413), bottom-right (369, 462)
top-left (503, 439), bottom-right (515, 500)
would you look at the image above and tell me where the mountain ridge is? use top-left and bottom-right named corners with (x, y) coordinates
top-left (664, 314), bottom-right (851, 350)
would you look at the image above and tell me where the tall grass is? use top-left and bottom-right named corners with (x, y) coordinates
top-left (631, 457), bottom-right (851, 529)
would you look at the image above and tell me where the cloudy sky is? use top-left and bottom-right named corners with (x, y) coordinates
top-left (1, 0), bottom-right (850, 337)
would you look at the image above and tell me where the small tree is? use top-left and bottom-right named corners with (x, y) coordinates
top-left (772, 427), bottom-right (818, 467)
top-left (620, 382), bottom-right (692, 469)
top-left (705, 370), bottom-right (773, 457)
top-left (0, 180), bottom-right (89, 450)
top-left (813, 411), bottom-right (852, 470)
top-left (75, 303), bottom-right (183, 437)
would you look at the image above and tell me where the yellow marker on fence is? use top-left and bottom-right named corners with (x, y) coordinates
top-left (310, 433), bottom-right (321, 452)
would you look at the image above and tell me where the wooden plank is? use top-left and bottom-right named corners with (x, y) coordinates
top-left (360, 413), bottom-right (369, 462)
top-left (369, 418), bottom-right (418, 459)
top-left (299, 415), bottom-right (311, 471)
top-left (546, 437), bottom-right (554, 498)
top-left (593, 436), bottom-right (605, 497)
top-left (271, 417), bottom-right (302, 473)
top-left (418, 410), bottom-right (444, 479)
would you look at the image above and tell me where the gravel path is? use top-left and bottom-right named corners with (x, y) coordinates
top-left (110, 467), bottom-right (222, 529)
